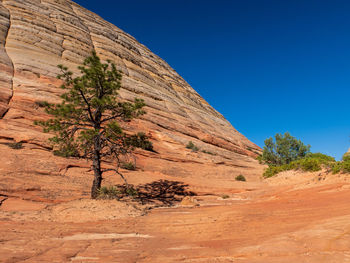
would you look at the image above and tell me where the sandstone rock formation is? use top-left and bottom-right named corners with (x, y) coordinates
top-left (0, 0), bottom-right (261, 181)
top-left (2, 1), bottom-right (350, 263)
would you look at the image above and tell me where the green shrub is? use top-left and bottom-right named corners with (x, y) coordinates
top-left (306, 153), bottom-right (335, 163)
top-left (332, 158), bottom-right (350, 174)
top-left (235, 174), bottom-right (246, 181)
top-left (121, 162), bottom-right (136, 170)
top-left (97, 185), bottom-right (138, 200)
top-left (342, 152), bottom-right (350, 162)
top-left (126, 132), bottom-right (153, 151)
top-left (202, 149), bottom-right (215, 155)
top-left (331, 162), bottom-right (342, 174)
top-left (343, 161), bottom-right (350, 173)
top-left (256, 154), bottom-right (263, 164)
top-left (186, 141), bottom-right (199, 151)
top-left (263, 165), bottom-right (286, 178)
top-left (299, 158), bottom-right (321, 172)
top-left (7, 142), bottom-right (23, 150)
top-left (329, 152), bottom-right (350, 174)
top-left (35, 101), bottom-right (50, 108)
top-left (262, 151), bottom-right (337, 178)
top-left (97, 186), bottom-right (121, 199)
top-left (261, 132), bottom-right (310, 165)
top-left (125, 186), bottom-right (138, 198)
top-left (221, 194), bottom-right (230, 199)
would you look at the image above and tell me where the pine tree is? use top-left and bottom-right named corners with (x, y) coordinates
top-left (35, 52), bottom-right (151, 199)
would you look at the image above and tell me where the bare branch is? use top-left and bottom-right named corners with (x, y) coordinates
top-left (101, 113), bottom-right (123, 123)
top-left (102, 168), bottom-right (128, 187)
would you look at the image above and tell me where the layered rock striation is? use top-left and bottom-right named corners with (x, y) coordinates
top-left (0, 0), bottom-right (261, 187)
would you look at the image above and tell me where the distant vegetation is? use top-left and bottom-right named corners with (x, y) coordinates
top-left (126, 132), bottom-right (153, 152)
top-left (7, 142), bottom-right (23, 150)
top-left (260, 132), bottom-right (350, 178)
top-left (186, 141), bottom-right (199, 151)
top-left (263, 152), bottom-right (335, 178)
top-left (331, 153), bottom-right (350, 174)
top-left (259, 132), bottom-right (310, 166)
top-left (201, 149), bottom-right (216, 155)
top-left (221, 194), bottom-right (230, 199)
top-left (235, 174), bottom-right (246, 181)
top-left (121, 162), bottom-right (136, 171)
top-left (186, 141), bottom-right (215, 155)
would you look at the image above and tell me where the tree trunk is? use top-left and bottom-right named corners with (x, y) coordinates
top-left (91, 167), bottom-right (102, 199)
top-left (91, 135), bottom-right (102, 199)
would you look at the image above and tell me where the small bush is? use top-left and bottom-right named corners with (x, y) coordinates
top-left (7, 142), bottom-right (24, 149)
top-left (332, 162), bottom-right (342, 174)
top-left (235, 174), bottom-right (246, 181)
top-left (125, 186), bottom-right (138, 198)
top-left (97, 186), bottom-right (121, 199)
top-left (126, 132), bottom-right (153, 151)
top-left (121, 162), bottom-right (136, 170)
top-left (264, 165), bottom-right (283, 178)
top-left (97, 185), bottom-right (139, 200)
top-left (186, 141), bottom-right (199, 151)
top-left (263, 153), bottom-right (336, 177)
top-left (306, 153), bottom-right (335, 163)
top-left (299, 158), bottom-right (321, 172)
top-left (342, 152), bottom-right (350, 162)
top-left (35, 101), bottom-right (50, 108)
top-left (343, 161), bottom-right (350, 173)
top-left (202, 149), bottom-right (215, 155)
top-left (256, 154), bottom-right (264, 164)
top-left (221, 194), bottom-right (230, 199)
top-left (332, 158), bottom-right (350, 174)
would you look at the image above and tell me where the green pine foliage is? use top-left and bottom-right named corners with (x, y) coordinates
top-left (35, 52), bottom-right (152, 199)
top-left (125, 132), bottom-right (153, 151)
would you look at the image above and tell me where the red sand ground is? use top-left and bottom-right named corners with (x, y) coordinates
top-left (1, 144), bottom-right (350, 263)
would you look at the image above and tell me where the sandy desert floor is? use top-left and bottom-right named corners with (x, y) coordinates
top-left (2, 161), bottom-right (350, 263)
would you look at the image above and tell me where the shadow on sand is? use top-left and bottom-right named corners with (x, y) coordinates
top-left (117, 180), bottom-right (196, 206)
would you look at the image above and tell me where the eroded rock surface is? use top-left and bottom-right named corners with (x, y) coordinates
top-left (0, 1), bottom-right (286, 262)
top-left (0, 0), bottom-right (264, 213)
top-left (0, 3), bottom-right (13, 117)
top-left (0, 0), bottom-right (260, 162)
top-left (2, 166), bottom-right (350, 262)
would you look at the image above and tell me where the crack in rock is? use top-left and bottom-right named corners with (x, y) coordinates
top-left (57, 233), bottom-right (152, 241)
top-left (0, 2), bottom-right (14, 119)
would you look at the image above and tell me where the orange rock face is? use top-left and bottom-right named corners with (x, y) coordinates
top-left (5, 1), bottom-right (350, 263)
top-left (0, 0), bottom-right (260, 159)
top-left (0, 0), bottom-right (262, 198)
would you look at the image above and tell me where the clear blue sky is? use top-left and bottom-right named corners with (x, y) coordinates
top-left (75, 0), bottom-right (350, 160)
